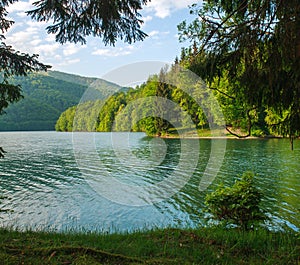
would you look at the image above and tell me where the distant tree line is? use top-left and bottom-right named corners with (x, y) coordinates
top-left (56, 63), bottom-right (288, 138)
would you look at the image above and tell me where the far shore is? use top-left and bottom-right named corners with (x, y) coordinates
top-left (158, 135), bottom-right (286, 140)
top-left (0, 130), bottom-right (297, 141)
top-left (158, 135), bottom-right (287, 140)
top-left (155, 129), bottom-right (288, 140)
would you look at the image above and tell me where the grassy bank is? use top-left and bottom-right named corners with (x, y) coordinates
top-left (0, 227), bottom-right (299, 264)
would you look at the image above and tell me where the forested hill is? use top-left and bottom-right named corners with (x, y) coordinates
top-left (56, 66), bottom-right (286, 139)
top-left (0, 71), bottom-right (121, 131)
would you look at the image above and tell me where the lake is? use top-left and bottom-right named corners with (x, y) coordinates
top-left (0, 131), bottom-right (299, 232)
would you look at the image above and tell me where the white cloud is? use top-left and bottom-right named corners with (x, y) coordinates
top-left (57, 58), bottom-right (80, 66)
top-left (92, 46), bottom-right (134, 57)
top-left (63, 43), bottom-right (86, 56)
top-left (145, 0), bottom-right (201, 18)
top-left (3, 2), bottom-right (94, 70)
top-left (32, 43), bottom-right (60, 56)
top-left (6, 30), bottom-right (38, 49)
top-left (54, 54), bottom-right (62, 60)
top-left (147, 30), bottom-right (170, 40)
top-left (5, 21), bottom-right (60, 59)
top-left (29, 38), bottom-right (42, 46)
top-left (7, 0), bottom-right (35, 14)
top-left (45, 34), bottom-right (56, 42)
top-left (141, 15), bottom-right (153, 27)
top-left (148, 30), bottom-right (159, 37)
top-left (16, 12), bottom-right (28, 18)
top-left (26, 20), bottom-right (48, 28)
top-left (143, 15), bottom-right (153, 23)
top-left (5, 19), bottom-right (47, 49)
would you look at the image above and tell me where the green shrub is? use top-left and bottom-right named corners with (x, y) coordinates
top-left (205, 172), bottom-right (266, 230)
top-left (251, 129), bottom-right (265, 137)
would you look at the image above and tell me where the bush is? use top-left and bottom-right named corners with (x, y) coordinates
top-left (251, 129), bottom-right (265, 137)
top-left (205, 172), bottom-right (266, 230)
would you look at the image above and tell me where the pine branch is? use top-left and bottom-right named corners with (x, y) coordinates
top-left (27, 0), bottom-right (149, 45)
top-left (208, 86), bottom-right (236, 100)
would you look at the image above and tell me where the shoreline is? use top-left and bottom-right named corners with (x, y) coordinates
top-left (0, 130), bottom-right (297, 141)
top-left (156, 134), bottom-right (286, 140)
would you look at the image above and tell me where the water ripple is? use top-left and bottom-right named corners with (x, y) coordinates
top-left (0, 132), bottom-right (299, 232)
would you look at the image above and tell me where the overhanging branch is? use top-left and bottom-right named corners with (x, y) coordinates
top-left (225, 107), bottom-right (257, 138)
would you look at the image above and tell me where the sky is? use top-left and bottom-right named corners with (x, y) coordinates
top-left (5, 0), bottom-right (202, 82)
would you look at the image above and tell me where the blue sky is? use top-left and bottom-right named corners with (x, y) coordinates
top-left (5, 0), bottom-right (201, 81)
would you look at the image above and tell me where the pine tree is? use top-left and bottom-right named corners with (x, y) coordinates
top-left (178, 0), bottom-right (300, 146)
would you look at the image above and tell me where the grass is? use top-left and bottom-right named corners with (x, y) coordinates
top-left (0, 227), bottom-right (299, 264)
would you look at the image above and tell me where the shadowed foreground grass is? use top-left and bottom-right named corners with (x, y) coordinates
top-left (0, 227), bottom-right (299, 264)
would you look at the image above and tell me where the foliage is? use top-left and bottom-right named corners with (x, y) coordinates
top-left (55, 105), bottom-right (76, 132)
top-left (205, 172), bottom-right (266, 230)
top-left (56, 68), bottom-right (209, 135)
top-left (178, 0), bottom-right (300, 142)
top-left (153, 67), bottom-right (173, 134)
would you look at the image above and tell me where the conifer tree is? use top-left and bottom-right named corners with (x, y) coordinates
top-left (178, 0), bottom-right (300, 147)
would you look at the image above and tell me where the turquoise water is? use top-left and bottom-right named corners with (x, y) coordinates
top-left (0, 131), bottom-right (299, 232)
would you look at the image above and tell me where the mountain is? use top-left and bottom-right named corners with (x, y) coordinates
top-left (0, 71), bottom-right (121, 131)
